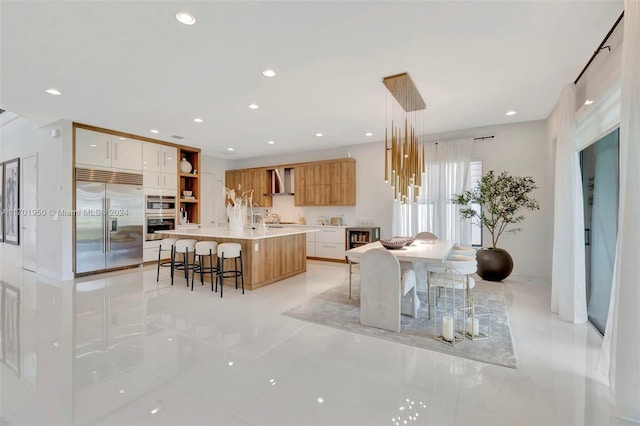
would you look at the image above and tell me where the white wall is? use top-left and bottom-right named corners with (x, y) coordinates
top-left (0, 117), bottom-right (74, 280)
top-left (425, 120), bottom-right (553, 278)
top-left (200, 155), bottom-right (233, 226)
top-left (230, 119), bottom-right (553, 278)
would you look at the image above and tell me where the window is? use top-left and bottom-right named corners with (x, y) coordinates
top-left (469, 160), bottom-right (482, 246)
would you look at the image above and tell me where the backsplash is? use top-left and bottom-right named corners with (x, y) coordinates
top-left (269, 196), bottom-right (375, 227)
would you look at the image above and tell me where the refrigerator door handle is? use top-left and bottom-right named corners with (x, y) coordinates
top-left (106, 198), bottom-right (112, 253)
top-left (102, 198), bottom-right (107, 254)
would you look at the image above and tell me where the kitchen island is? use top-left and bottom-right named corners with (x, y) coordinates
top-left (159, 226), bottom-right (313, 290)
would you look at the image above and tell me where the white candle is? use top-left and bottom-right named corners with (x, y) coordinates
top-left (466, 317), bottom-right (479, 336)
top-left (443, 316), bottom-right (454, 341)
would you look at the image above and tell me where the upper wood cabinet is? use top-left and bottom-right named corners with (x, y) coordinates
top-left (226, 158), bottom-right (355, 207)
top-left (295, 158), bottom-right (355, 206)
top-left (225, 168), bottom-right (272, 207)
top-left (76, 128), bottom-right (142, 171)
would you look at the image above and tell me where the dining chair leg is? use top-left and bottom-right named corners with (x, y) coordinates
top-left (240, 252), bottom-right (244, 294)
top-left (348, 260), bottom-right (352, 299)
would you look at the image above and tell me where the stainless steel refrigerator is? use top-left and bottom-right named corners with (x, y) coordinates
top-left (75, 169), bottom-right (144, 275)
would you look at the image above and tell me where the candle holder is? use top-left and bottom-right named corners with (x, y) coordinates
top-left (460, 297), bottom-right (492, 341)
top-left (433, 262), bottom-right (465, 346)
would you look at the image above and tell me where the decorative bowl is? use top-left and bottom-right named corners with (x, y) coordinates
top-left (380, 238), bottom-right (407, 250)
top-left (183, 190), bottom-right (193, 197)
top-left (390, 236), bottom-right (415, 246)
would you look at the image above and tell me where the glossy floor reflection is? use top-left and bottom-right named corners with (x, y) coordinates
top-left (0, 260), bottom-right (636, 425)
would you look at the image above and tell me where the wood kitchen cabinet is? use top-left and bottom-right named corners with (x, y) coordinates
top-left (294, 158), bottom-right (355, 206)
top-left (224, 168), bottom-right (272, 207)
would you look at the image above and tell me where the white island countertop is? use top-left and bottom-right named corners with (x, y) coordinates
top-left (159, 226), bottom-right (315, 241)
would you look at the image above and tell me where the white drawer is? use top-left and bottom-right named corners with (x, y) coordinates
top-left (316, 228), bottom-right (344, 243)
top-left (144, 247), bottom-right (161, 262)
top-left (316, 242), bottom-right (344, 260)
top-left (306, 241), bottom-right (316, 257)
top-left (306, 230), bottom-right (317, 242)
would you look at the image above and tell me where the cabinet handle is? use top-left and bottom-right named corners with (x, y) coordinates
top-left (163, 175), bottom-right (166, 187)
top-left (157, 150), bottom-right (160, 167)
top-left (114, 142), bottom-right (118, 160)
top-left (106, 141), bottom-right (109, 159)
top-left (157, 175), bottom-right (160, 187)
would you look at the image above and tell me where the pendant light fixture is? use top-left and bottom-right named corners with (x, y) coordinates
top-left (383, 72), bottom-right (426, 204)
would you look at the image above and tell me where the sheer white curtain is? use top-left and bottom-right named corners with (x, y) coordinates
top-left (550, 84), bottom-right (587, 323)
top-left (598, 1), bottom-right (640, 420)
top-left (392, 139), bottom-right (473, 244)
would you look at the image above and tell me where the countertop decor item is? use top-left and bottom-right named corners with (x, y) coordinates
top-left (380, 238), bottom-right (407, 250)
top-left (453, 170), bottom-right (539, 281)
top-left (225, 184), bottom-right (253, 231)
top-left (180, 157), bottom-right (193, 174)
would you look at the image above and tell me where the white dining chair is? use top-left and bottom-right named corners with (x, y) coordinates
top-left (360, 248), bottom-right (418, 332)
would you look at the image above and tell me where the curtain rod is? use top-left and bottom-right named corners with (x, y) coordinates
top-left (574, 11), bottom-right (624, 85)
top-left (428, 135), bottom-right (494, 144)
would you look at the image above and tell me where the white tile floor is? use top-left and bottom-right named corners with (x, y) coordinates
top-left (0, 260), bottom-right (637, 425)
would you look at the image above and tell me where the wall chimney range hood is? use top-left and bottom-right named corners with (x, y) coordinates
top-left (264, 167), bottom-right (294, 196)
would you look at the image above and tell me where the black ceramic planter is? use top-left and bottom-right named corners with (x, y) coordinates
top-left (476, 248), bottom-right (513, 281)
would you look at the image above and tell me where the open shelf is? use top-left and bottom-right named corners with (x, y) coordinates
top-left (178, 147), bottom-right (201, 224)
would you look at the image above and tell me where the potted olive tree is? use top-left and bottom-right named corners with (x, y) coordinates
top-left (453, 170), bottom-right (539, 281)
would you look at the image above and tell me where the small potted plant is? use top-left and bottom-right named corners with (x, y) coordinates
top-left (453, 170), bottom-right (539, 281)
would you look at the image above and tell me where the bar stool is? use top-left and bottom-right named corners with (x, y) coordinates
top-left (171, 239), bottom-right (198, 287)
top-left (191, 241), bottom-right (219, 291)
top-left (216, 243), bottom-right (244, 297)
top-left (156, 238), bottom-right (177, 282)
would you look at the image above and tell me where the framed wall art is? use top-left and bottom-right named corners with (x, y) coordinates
top-left (3, 157), bottom-right (19, 245)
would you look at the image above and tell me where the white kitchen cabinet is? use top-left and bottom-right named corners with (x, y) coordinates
top-left (76, 128), bottom-right (142, 171)
top-left (306, 229), bottom-right (317, 257)
top-left (143, 240), bottom-right (164, 262)
top-left (76, 128), bottom-right (112, 168)
top-left (143, 143), bottom-right (177, 174)
top-left (312, 227), bottom-right (345, 260)
top-left (316, 242), bottom-right (344, 260)
top-left (143, 171), bottom-right (177, 190)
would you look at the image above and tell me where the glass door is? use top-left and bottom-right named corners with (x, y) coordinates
top-left (581, 128), bottom-right (619, 335)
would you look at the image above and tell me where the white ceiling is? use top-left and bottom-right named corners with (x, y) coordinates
top-left (0, 1), bottom-right (623, 160)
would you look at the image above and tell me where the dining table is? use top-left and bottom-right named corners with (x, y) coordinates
top-left (345, 239), bottom-right (457, 299)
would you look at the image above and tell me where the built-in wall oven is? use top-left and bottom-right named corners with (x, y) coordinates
top-left (145, 195), bottom-right (176, 241)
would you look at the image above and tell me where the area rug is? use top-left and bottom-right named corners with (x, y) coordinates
top-left (283, 278), bottom-right (517, 368)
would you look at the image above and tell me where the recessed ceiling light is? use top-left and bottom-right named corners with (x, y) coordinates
top-left (262, 69), bottom-right (276, 77)
top-left (176, 11), bottom-right (196, 25)
top-left (90, 144), bottom-right (97, 147)
top-left (150, 129), bottom-right (159, 134)
top-left (46, 88), bottom-right (62, 95)
top-left (193, 118), bottom-right (203, 123)
top-left (505, 111), bottom-right (517, 116)
top-left (119, 137), bottom-right (127, 140)
top-left (268, 140), bottom-right (275, 145)
top-left (227, 147), bottom-right (234, 151)
top-left (248, 103), bottom-right (259, 110)
top-left (365, 132), bottom-right (373, 136)
top-left (584, 99), bottom-right (594, 106)
top-left (315, 133), bottom-right (323, 137)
